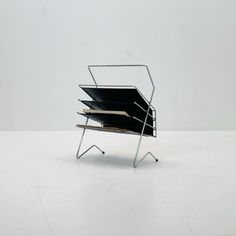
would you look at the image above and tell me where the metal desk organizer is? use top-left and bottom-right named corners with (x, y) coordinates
top-left (76, 64), bottom-right (158, 168)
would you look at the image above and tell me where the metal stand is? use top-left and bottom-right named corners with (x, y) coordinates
top-left (76, 64), bottom-right (158, 167)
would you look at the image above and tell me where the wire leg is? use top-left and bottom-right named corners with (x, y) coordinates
top-left (76, 118), bottom-right (105, 159)
top-left (146, 152), bottom-right (158, 162)
top-left (135, 152), bottom-right (158, 167)
top-left (133, 134), bottom-right (158, 168)
top-left (76, 118), bottom-right (88, 159)
top-left (133, 133), bottom-right (143, 168)
top-left (77, 145), bottom-right (105, 159)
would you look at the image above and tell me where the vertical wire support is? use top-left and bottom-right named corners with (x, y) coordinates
top-left (76, 117), bottom-right (89, 159)
top-left (76, 67), bottom-right (105, 159)
top-left (132, 65), bottom-right (158, 167)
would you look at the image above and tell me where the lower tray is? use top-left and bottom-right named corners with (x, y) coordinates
top-left (76, 124), bottom-right (152, 136)
top-left (78, 112), bottom-right (154, 136)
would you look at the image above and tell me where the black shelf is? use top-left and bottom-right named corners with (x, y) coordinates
top-left (80, 85), bottom-right (152, 115)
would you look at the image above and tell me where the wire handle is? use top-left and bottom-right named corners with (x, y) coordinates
top-left (87, 64), bottom-right (155, 103)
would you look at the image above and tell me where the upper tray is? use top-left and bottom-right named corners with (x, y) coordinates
top-left (80, 85), bottom-right (153, 114)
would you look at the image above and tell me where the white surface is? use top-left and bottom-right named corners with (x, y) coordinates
top-left (1, 0), bottom-right (236, 130)
top-left (0, 131), bottom-right (236, 236)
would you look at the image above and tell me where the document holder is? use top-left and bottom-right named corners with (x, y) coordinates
top-left (76, 64), bottom-right (158, 167)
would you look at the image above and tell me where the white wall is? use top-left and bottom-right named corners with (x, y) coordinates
top-left (0, 0), bottom-right (236, 130)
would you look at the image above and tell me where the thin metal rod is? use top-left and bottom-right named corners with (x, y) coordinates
top-left (133, 65), bottom-right (155, 167)
top-left (88, 64), bottom-right (147, 67)
top-left (76, 67), bottom-right (105, 158)
top-left (76, 117), bottom-right (89, 158)
top-left (79, 84), bottom-right (136, 88)
top-left (135, 152), bottom-right (158, 167)
top-left (88, 67), bottom-right (98, 87)
top-left (76, 116), bottom-right (105, 158)
top-left (77, 145), bottom-right (105, 159)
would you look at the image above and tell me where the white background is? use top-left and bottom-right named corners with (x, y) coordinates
top-left (0, 0), bottom-right (236, 130)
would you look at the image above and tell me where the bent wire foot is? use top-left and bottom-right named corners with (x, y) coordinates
top-left (76, 145), bottom-right (105, 159)
top-left (76, 117), bottom-right (105, 159)
top-left (133, 152), bottom-right (158, 168)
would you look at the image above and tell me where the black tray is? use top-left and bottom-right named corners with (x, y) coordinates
top-left (80, 85), bottom-right (152, 114)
